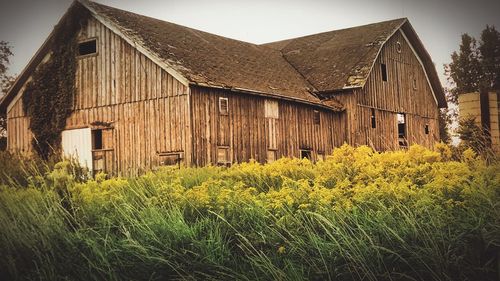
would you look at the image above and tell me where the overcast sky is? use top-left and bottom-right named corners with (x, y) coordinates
top-left (0, 0), bottom-right (499, 87)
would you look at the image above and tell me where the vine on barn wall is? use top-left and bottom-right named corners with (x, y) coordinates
top-left (22, 5), bottom-right (90, 159)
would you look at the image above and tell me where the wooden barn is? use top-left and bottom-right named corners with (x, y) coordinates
top-left (0, 0), bottom-right (446, 175)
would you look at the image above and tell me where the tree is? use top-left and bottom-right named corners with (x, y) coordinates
top-left (445, 34), bottom-right (482, 104)
top-left (478, 25), bottom-right (500, 91)
top-left (438, 108), bottom-right (451, 143)
top-left (456, 116), bottom-right (490, 155)
top-left (0, 41), bottom-right (15, 151)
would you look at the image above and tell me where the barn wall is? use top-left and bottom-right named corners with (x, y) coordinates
top-left (6, 94), bottom-right (33, 154)
top-left (190, 86), bottom-right (346, 166)
top-left (352, 30), bottom-right (440, 150)
top-left (7, 16), bottom-right (191, 175)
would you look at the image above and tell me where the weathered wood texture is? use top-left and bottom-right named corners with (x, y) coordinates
top-left (6, 95), bottom-right (33, 154)
top-left (7, 17), bottom-right (191, 175)
top-left (340, 30), bottom-right (440, 150)
top-left (189, 86), bottom-right (346, 166)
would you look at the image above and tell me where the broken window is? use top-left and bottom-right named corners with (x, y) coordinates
top-left (219, 97), bottom-right (228, 115)
top-left (381, 63), bottom-right (388, 82)
top-left (371, 108), bottom-right (376, 129)
top-left (397, 113), bottom-right (407, 147)
top-left (78, 39), bottom-right (97, 56)
top-left (313, 110), bottom-right (320, 125)
top-left (300, 149), bottom-right (312, 160)
top-left (396, 41), bottom-right (402, 53)
top-left (92, 129), bottom-right (103, 150)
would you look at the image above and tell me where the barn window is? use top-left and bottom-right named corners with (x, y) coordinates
top-left (267, 150), bottom-right (277, 163)
top-left (300, 149), bottom-right (312, 160)
top-left (78, 39), bottom-right (97, 57)
top-left (370, 108), bottom-right (376, 128)
top-left (217, 146), bottom-right (230, 165)
top-left (381, 64), bottom-right (388, 82)
top-left (92, 129), bottom-right (103, 150)
top-left (313, 110), bottom-right (320, 125)
top-left (412, 78), bottom-right (418, 90)
top-left (425, 124), bottom-right (429, 135)
top-left (396, 41), bottom-right (402, 53)
top-left (397, 113), bottom-right (407, 148)
top-left (219, 97), bottom-right (229, 115)
top-left (265, 99), bottom-right (279, 118)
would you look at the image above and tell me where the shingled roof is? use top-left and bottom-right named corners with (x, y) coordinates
top-left (263, 19), bottom-right (406, 91)
top-left (83, 1), bottom-right (328, 107)
top-left (0, 1), bottom-right (446, 113)
top-left (263, 19), bottom-right (446, 107)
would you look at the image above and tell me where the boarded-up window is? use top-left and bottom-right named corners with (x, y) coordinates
top-left (267, 150), bottom-right (277, 163)
top-left (217, 146), bottom-right (230, 165)
top-left (219, 97), bottom-right (228, 115)
top-left (265, 99), bottom-right (279, 118)
top-left (313, 110), bottom-right (320, 125)
top-left (78, 39), bottom-right (97, 57)
top-left (381, 63), bottom-right (388, 82)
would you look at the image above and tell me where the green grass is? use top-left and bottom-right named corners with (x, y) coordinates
top-left (0, 144), bottom-right (499, 280)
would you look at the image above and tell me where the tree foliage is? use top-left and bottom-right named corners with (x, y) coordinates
top-left (0, 41), bottom-right (15, 150)
top-left (445, 26), bottom-right (500, 104)
top-left (445, 34), bottom-right (482, 104)
top-left (479, 25), bottom-right (500, 90)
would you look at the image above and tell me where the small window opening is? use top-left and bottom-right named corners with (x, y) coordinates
top-left (412, 79), bottom-right (418, 90)
top-left (396, 41), bottom-right (402, 53)
top-left (424, 124), bottom-right (429, 135)
top-left (397, 113), bottom-right (407, 147)
top-left (92, 129), bottom-right (103, 150)
top-left (300, 149), bottom-right (312, 160)
top-left (313, 110), bottom-right (321, 125)
top-left (78, 39), bottom-right (97, 56)
top-left (219, 97), bottom-right (228, 115)
top-left (381, 63), bottom-right (388, 82)
top-left (371, 108), bottom-right (376, 129)
top-left (267, 150), bottom-right (277, 163)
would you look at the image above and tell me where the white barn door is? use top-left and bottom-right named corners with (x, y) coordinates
top-left (61, 128), bottom-right (93, 171)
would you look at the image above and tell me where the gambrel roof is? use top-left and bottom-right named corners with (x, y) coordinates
top-left (0, 0), bottom-right (446, 114)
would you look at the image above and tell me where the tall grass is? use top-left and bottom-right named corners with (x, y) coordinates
top-left (0, 144), bottom-right (499, 280)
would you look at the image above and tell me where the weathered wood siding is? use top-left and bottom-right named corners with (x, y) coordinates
top-left (190, 86), bottom-right (346, 166)
top-left (6, 94), bottom-right (33, 154)
top-left (7, 16), bottom-right (191, 175)
top-left (352, 30), bottom-right (439, 150)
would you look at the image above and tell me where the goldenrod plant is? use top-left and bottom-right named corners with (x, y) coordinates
top-left (0, 144), bottom-right (498, 280)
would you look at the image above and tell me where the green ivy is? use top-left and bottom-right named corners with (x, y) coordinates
top-left (22, 5), bottom-right (90, 159)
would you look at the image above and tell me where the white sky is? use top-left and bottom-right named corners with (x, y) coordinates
top-left (0, 0), bottom-right (499, 88)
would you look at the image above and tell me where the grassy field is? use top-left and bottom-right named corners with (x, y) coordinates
top-left (0, 144), bottom-right (499, 280)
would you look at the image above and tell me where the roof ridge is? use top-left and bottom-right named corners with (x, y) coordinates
top-left (262, 18), bottom-right (407, 48)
